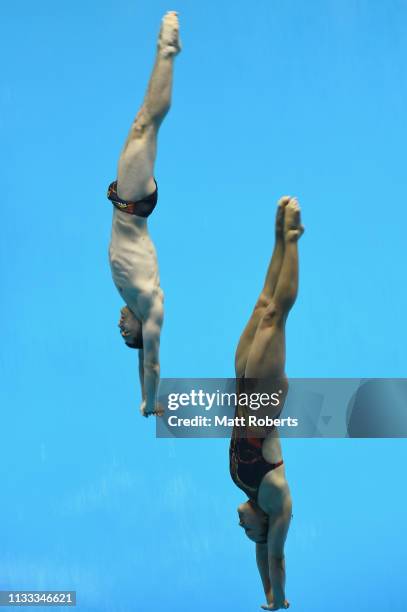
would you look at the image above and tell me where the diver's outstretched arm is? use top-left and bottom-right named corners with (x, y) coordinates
top-left (257, 465), bottom-right (293, 611)
top-left (256, 543), bottom-right (274, 607)
top-left (139, 296), bottom-right (164, 417)
top-left (138, 349), bottom-right (146, 403)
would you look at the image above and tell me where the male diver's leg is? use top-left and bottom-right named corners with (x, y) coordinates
top-left (116, 11), bottom-right (181, 201)
top-left (235, 197), bottom-right (290, 377)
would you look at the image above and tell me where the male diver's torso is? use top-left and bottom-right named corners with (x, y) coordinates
top-left (109, 209), bottom-right (160, 294)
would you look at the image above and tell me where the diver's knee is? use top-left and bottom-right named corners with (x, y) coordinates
top-left (255, 293), bottom-right (270, 312)
top-left (259, 300), bottom-right (284, 327)
top-left (129, 106), bottom-right (154, 139)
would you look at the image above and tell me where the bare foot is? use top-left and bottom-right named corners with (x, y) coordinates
top-left (284, 197), bottom-right (304, 242)
top-left (158, 11), bottom-right (181, 57)
top-left (275, 196), bottom-right (291, 239)
top-left (140, 401), bottom-right (164, 418)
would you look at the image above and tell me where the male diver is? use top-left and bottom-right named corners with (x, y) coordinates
top-left (230, 197), bottom-right (303, 610)
top-left (108, 11), bottom-right (181, 417)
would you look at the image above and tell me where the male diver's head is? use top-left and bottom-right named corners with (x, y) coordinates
top-left (237, 500), bottom-right (268, 544)
top-left (118, 306), bottom-right (143, 349)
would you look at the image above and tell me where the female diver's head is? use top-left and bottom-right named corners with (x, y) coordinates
top-left (237, 500), bottom-right (268, 544)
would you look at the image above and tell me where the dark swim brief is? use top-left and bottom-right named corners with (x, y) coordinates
top-left (230, 434), bottom-right (284, 502)
top-left (107, 179), bottom-right (158, 217)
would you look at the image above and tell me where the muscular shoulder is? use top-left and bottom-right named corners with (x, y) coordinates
top-left (138, 288), bottom-right (164, 320)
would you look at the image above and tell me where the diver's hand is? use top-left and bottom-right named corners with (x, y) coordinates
top-left (261, 600), bottom-right (290, 610)
top-left (140, 400), bottom-right (164, 418)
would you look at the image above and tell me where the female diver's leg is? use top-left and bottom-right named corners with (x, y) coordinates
top-left (244, 198), bottom-right (303, 381)
top-left (235, 197), bottom-right (290, 377)
top-left (116, 11), bottom-right (181, 201)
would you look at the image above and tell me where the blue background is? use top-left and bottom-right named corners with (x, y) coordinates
top-left (1, 0), bottom-right (406, 610)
